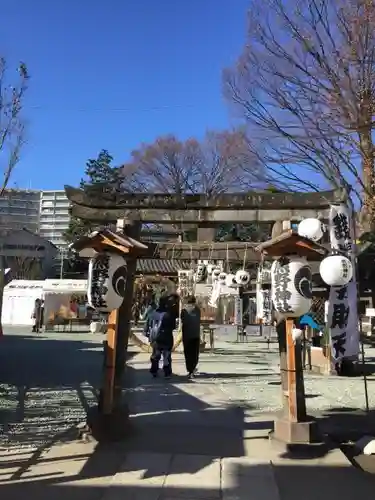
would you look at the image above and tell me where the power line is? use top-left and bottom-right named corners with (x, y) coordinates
top-left (25, 102), bottom-right (198, 113)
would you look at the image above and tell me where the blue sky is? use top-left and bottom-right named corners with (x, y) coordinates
top-left (1, 0), bottom-right (250, 190)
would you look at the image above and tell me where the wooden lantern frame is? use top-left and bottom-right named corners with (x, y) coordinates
top-left (255, 230), bottom-right (328, 446)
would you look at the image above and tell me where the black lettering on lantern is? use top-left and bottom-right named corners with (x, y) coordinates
top-left (333, 213), bottom-right (350, 242)
top-left (330, 303), bottom-right (350, 329)
top-left (91, 253), bottom-right (110, 309)
top-left (273, 262), bottom-right (293, 313)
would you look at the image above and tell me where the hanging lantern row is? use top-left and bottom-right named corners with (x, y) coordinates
top-left (193, 263), bottom-right (250, 287)
top-left (87, 252), bottom-right (128, 313)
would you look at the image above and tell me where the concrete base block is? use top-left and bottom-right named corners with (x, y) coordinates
top-left (272, 417), bottom-right (320, 444)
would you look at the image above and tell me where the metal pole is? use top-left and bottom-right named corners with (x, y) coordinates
top-left (60, 249), bottom-right (64, 279)
top-left (348, 197), bottom-right (370, 413)
top-left (359, 317), bottom-right (370, 412)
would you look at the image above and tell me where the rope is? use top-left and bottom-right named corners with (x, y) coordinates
top-left (208, 243), bottom-right (213, 263)
top-left (226, 244), bottom-right (229, 273)
top-left (243, 243), bottom-right (248, 270)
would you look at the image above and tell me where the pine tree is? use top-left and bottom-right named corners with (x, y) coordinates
top-left (64, 150), bottom-right (123, 244)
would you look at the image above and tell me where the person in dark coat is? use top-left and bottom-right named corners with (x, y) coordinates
top-left (148, 296), bottom-right (176, 378)
top-left (32, 298), bottom-right (44, 333)
top-left (180, 295), bottom-right (201, 379)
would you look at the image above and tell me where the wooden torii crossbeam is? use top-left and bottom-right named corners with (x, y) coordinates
top-left (65, 186), bottom-right (346, 224)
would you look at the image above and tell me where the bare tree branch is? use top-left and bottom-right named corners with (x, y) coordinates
top-left (122, 129), bottom-right (263, 196)
top-left (10, 255), bottom-right (42, 280)
top-left (0, 59), bottom-right (29, 196)
top-left (224, 0), bottom-right (375, 227)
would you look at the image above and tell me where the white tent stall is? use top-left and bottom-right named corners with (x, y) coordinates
top-left (2, 280), bottom-right (44, 326)
top-left (43, 279), bottom-right (88, 329)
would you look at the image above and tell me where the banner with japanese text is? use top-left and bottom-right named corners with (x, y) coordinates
top-left (328, 204), bottom-right (359, 359)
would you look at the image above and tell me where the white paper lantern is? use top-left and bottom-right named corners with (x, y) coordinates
top-left (89, 321), bottom-right (103, 334)
top-left (291, 328), bottom-right (303, 343)
top-left (195, 264), bottom-right (206, 283)
top-left (88, 252), bottom-right (127, 312)
top-left (271, 256), bottom-right (312, 317)
top-left (218, 272), bottom-right (227, 285)
top-left (225, 273), bottom-right (237, 287)
top-left (207, 264), bottom-right (215, 276)
top-left (212, 267), bottom-right (221, 280)
top-left (235, 269), bottom-right (250, 286)
top-left (298, 218), bottom-right (323, 242)
top-left (319, 254), bottom-right (353, 286)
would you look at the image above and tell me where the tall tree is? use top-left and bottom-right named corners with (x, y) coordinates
top-left (223, 0), bottom-right (375, 229)
top-left (122, 129), bottom-right (264, 237)
top-left (0, 57), bottom-right (29, 337)
top-left (0, 58), bottom-right (29, 195)
top-left (123, 129), bottom-right (263, 195)
top-left (64, 150), bottom-right (123, 243)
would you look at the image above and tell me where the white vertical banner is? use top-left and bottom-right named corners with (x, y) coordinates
top-left (256, 265), bottom-right (272, 325)
top-left (328, 204), bottom-right (359, 359)
top-left (234, 293), bottom-right (243, 326)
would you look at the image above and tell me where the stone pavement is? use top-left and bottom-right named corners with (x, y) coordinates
top-left (1, 345), bottom-right (375, 499)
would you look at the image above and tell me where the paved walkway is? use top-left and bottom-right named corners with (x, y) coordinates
top-left (1, 345), bottom-right (375, 499)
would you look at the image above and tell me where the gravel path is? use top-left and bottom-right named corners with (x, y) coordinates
top-left (207, 341), bottom-right (375, 414)
top-left (1, 329), bottom-right (374, 451)
top-left (0, 329), bottom-right (101, 451)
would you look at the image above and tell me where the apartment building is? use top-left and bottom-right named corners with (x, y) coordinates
top-left (0, 189), bottom-right (41, 234)
top-left (39, 190), bottom-right (70, 249)
top-left (0, 188), bottom-right (71, 250)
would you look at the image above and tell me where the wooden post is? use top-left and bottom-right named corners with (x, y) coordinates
top-left (102, 309), bottom-right (118, 415)
top-left (277, 319), bottom-right (289, 411)
top-left (285, 318), bottom-right (307, 422)
top-left (112, 219), bottom-right (141, 411)
top-left (286, 318), bottom-right (298, 421)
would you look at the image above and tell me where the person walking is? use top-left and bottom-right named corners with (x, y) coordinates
top-left (180, 295), bottom-right (201, 379)
top-left (32, 298), bottom-right (44, 334)
top-left (147, 296), bottom-right (176, 378)
top-left (132, 301), bottom-right (141, 326)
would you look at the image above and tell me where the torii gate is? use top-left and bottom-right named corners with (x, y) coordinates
top-left (65, 186), bottom-right (345, 439)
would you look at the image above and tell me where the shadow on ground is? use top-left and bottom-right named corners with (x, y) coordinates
top-left (1, 458), bottom-right (375, 499)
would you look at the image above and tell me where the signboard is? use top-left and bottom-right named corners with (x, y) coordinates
top-left (210, 324), bottom-right (237, 336)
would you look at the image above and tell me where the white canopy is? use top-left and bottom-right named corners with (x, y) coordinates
top-left (5, 280), bottom-right (45, 294)
top-left (2, 280), bottom-right (44, 326)
top-left (43, 279), bottom-right (88, 295)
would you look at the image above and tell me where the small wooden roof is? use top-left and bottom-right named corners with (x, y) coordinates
top-left (69, 228), bottom-right (148, 258)
top-left (255, 230), bottom-right (328, 260)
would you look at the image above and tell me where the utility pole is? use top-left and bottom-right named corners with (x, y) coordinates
top-left (59, 248), bottom-right (65, 279)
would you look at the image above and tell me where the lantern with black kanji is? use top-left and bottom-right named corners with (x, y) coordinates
top-left (87, 252), bottom-right (128, 312)
top-left (235, 269), bottom-right (250, 286)
top-left (319, 253), bottom-right (353, 287)
top-left (271, 256), bottom-right (312, 317)
top-left (218, 271), bottom-right (227, 285)
top-left (195, 263), bottom-right (206, 283)
top-left (225, 273), bottom-right (237, 287)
